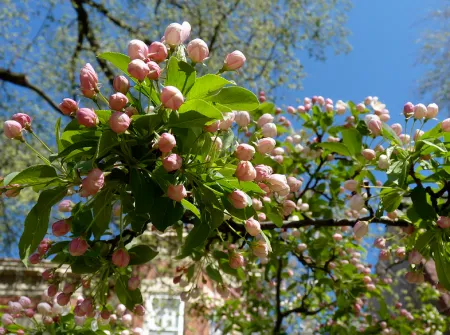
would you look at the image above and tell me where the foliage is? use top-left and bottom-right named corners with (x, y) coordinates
top-left (1, 20), bottom-right (450, 335)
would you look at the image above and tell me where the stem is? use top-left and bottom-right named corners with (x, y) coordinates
top-left (97, 91), bottom-right (109, 106)
top-left (30, 131), bottom-right (54, 153)
top-left (23, 141), bottom-right (52, 166)
top-left (119, 201), bottom-right (123, 242)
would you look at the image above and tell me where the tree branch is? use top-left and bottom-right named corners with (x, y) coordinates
top-left (0, 68), bottom-right (62, 115)
top-left (273, 258), bottom-right (284, 335)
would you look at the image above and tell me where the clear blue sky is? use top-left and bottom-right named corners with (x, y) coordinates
top-left (278, 0), bottom-right (439, 126)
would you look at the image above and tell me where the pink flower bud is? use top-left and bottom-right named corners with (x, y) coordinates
top-left (187, 38), bottom-right (209, 63)
top-left (56, 292), bottom-right (71, 306)
top-left (29, 253), bottom-right (41, 264)
top-left (37, 302), bottom-right (52, 316)
top-left (252, 199), bottom-right (262, 211)
top-left (408, 249), bottom-right (423, 265)
top-left (256, 138), bottom-right (276, 154)
top-left (167, 184), bottom-right (187, 202)
top-left (1, 314), bottom-right (14, 326)
top-left (229, 252), bottom-right (245, 269)
top-left (255, 165), bottom-right (273, 182)
top-left (234, 111), bottom-right (251, 127)
top-left (63, 283), bottom-right (75, 294)
top-left (379, 249), bottom-right (390, 261)
top-left (437, 216), bottom-right (450, 228)
top-left (74, 305), bottom-right (86, 317)
top-left (181, 21), bottom-right (191, 43)
top-left (228, 190), bottom-right (249, 209)
top-left (258, 212), bottom-right (266, 221)
top-left (414, 129), bottom-right (424, 141)
top-left (128, 59), bottom-right (150, 82)
top-left (164, 23), bottom-right (183, 46)
top-left (161, 86), bottom-right (184, 110)
top-left (252, 239), bottom-right (269, 258)
top-left (147, 61), bottom-right (161, 81)
top-left (109, 93), bottom-right (129, 111)
top-left (52, 219), bottom-right (71, 237)
top-left (59, 98), bottom-right (79, 116)
top-left (8, 301), bottom-right (22, 314)
top-left (113, 76), bottom-right (130, 94)
top-left (24, 309), bottom-right (35, 318)
top-left (112, 248), bottom-right (130, 268)
top-left (442, 118), bottom-right (450, 132)
top-left (80, 298), bottom-right (94, 314)
top-left (101, 308), bottom-right (111, 320)
top-left (42, 269), bottom-right (54, 281)
top-left (58, 200), bottom-right (74, 212)
top-left (378, 154), bottom-right (389, 169)
top-left (80, 168), bottom-right (104, 197)
top-left (18, 296), bottom-right (32, 309)
top-left (390, 123), bottom-right (402, 136)
top-left (12, 113), bottom-right (32, 129)
top-left (128, 277), bottom-right (140, 291)
top-left (76, 108), bottom-right (98, 128)
top-left (344, 180), bottom-right (358, 192)
top-left (413, 103), bottom-right (427, 119)
top-left (116, 304), bottom-right (126, 317)
top-left (297, 243), bottom-right (307, 252)
top-left (396, 247), bottom-right (406, 259)
top-left (133, 304), bottom-right (146, 316)
top-left (426, 103), bottom-right (438, 119)
top-left (109, 112), bottom-right (131, 134)
top-left (373, 237), bottom-right (386, 249)
top-left (43, 316), bottom-right (54, 325)
top-left (257, 114), bottom-right (274, 128)
top-left (3, 120), bottom-right (22, 139)
top-left (127, 40), bottom-right (148, 60)
top-left (283, 200), bottom-right (296, 216)
top-left (204, 120), bottom-right (220, 133)
top-left (158, 133), bottom-right (176, 153)
top-left (368, 118), bottom-right (382, 136)
top-left (265, 174), bottom-right (290, 196)
top-left (235, 161), bottom-right (257, 181)
top-left (47, 284), bottom-right (58, 297)
top-left (353, 221), bottom-right (369, 239)
top-left (362, 149), bottom-right (376, 160)
top-left (245, 218), bottom-right (261, 236)
top-left (37, 238), bottom-right (51, 256)
top-left (79, 63), bottom-right (98, 98)
top-left (162, 153), bottom-right (183, 172)
top-left (235, 143), bottom-right (255, 161)
top-left (148, 42), bottom-right (168, 63)
top-left (219, 112), bottom-right (235, 130)
top-left (332, 233), bottom-right (343, 242)
top-left (261, 122), bottom-right (277, 138)
top-left (224, 50), bottom-right (246, 71)
top-left (68, 237), bottom-right (89, 256)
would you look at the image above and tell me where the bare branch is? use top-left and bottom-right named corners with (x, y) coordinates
top-left (0, 68), bottom-right (62, 115)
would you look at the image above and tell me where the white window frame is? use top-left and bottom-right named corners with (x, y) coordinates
top-left (142, 293), bottom-right (185, 335)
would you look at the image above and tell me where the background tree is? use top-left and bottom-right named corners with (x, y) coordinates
top-left (0, 0), bottom-right (352, 254)
top-left (417, 2), bottom-right (450, 112)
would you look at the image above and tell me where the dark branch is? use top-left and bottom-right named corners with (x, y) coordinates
top-left (0, 68), bottom-right (62, 115)
top-left (83, 0), bottom-right (137, 34)
top-left (273, 258), bottom-right (284, 335)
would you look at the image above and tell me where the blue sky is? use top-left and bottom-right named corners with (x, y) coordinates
top-left (278, 0), bottom-right (440, 126)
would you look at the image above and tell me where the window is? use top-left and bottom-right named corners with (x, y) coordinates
top-left (143, 294), bottom-right (184, 335)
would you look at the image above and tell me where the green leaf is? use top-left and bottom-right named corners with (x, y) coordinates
top-left (9, 165), bottom-right (58, 186)
top-left (415, 231), bottom-right (435, 254)
top-left (71, 202), bottom-right (94, 235)
top-left (71, 257), bottom-right (101, 274)
top-left (182, 218), bottom-right (210, 252)
top-left (19, 187), bottom-right (67, 263)
top-left (91, 188), bottom-right (114, 239)
top-left (206, 265), bottom-right (223, 284)
top-left (419, 139), bottom-right (447, 153)
top-left (222, 196), bottom-right (255, 220)
top-left (316, 142), bottom-right (351, 156)
top-left (115, 274), bottom-right (143, 310)
top-left (96, 129), bottom-right (119, 159)
top-left (380, 189), bottom-right (403, 212)
top-left (128, 244), bottom-right (158, 265)
top-left (55, 117), bottom-right (63, 152)
top-left (149, 197), bottom-right (184, 231)
top-left (181, 199), bottom-right (200, 218)
top-left (95, 110), bottom-right (112, 124)
top-left (178, 99), bottom-right (223, 119)
top-left (341, 128), bottom-right (362, 156)
top-left (187, 74), bottom-right (232, 99)
top-left (2, 172), bottom-right (19, 186)
top-left (130, 169), bottom-right (157, 215)
top-left (53, 140), bottom-right (98, 161)
top-left (263, 202), bottom-right (283, 227)
top-left (168, 110), bottom-right (214, 128)
top-left (382, 123), bottom-right (402, 145)
top-left (165, 56), bottom-right (196, 95)
top-left (433, 240), bottom-right (450, 290)
top-left (97, 52), bottom-right (130, 74)
top-left (204, 87), bottom-right (259, 111)
top-left (411, 186), bottom-right (436, 220)
top-left (132, 114), bottom-right (162, 134)
top-left (420, 122), bottom-right (442, 140)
